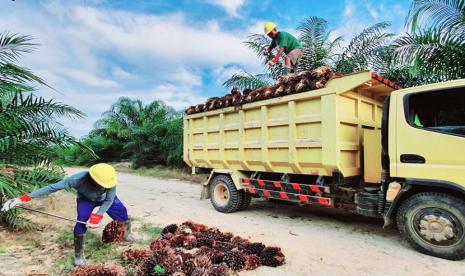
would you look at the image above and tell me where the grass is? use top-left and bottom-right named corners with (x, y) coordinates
top-left (52, 230), bottom-right (120, 274)
top-left (0, 247), bottom-right (8, 254)
top-left (50, 221), bottom-right (163, 274)
top-left (139, 222), bottom-right (162, 246)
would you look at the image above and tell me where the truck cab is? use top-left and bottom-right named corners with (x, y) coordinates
top-left (383, 79), bottom-right (465, 260)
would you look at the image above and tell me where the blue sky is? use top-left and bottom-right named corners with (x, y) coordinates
top-left (1, 0), bottom-right (411, 137)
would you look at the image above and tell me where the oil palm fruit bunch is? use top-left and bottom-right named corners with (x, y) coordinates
top-left (260, 246), bottom-right (285, 267)
top-left (102, 221), bottom-right (125, 243)
top-left (244, 255), bottom-right (261, 270)
top-left (68, 264), bottom-right (126, 276)
top-left (223, 250), bottom-right (246, 271)
top-left (121, 249), bottom-right (151, 265)
top-left (239, 242), bottom-right (265, 255)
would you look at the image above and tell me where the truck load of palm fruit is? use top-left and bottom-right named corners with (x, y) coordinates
top-left (185, 66), bottom-right (333, 115)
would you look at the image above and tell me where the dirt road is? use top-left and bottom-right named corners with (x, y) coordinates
top-left (60, 168), bottom-right (463, 276)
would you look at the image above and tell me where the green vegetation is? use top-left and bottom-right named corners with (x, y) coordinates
top-left (225, 1), bottom-right (465, 89)
top-left (51, 222), bottom-right (162, 274)
top-left (139, 222), bottom-right (162, 246)
top-left (0, 33), bottom-right (88, 229)
top-left (53, 230), bottom-right (120, 274)
top-left (57, 97), bottom-right (184, 169)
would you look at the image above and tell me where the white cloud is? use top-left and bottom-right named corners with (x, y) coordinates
top-left (112, 67), bottom-right (133, 79)
top-left (151, 84), bottom-right (206, 110)
top-left (206, 0), bottom-right (245, 17)
top-left (61, 68), bottom-right (119, 88)
top-left (344, 1), bottom-right (355, 17)
top-left (0, 2), bottom-right (263, 137)
top-left (214, 65), bottom-right (244, 85)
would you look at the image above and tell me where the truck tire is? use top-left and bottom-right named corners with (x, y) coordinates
top-left (209, 175), bottom-right (243, 213)
top-left (397, 192), bottom-right (465, 260)
top-left (239, 192), bottom-right (252, 210)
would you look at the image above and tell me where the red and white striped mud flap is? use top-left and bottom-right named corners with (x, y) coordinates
top-left (241, 178), bottom-right (333, 207)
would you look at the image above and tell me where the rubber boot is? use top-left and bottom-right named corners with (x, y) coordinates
top-left (74, 233), bottom-right (86, 266)
top-left (123, 219), bottom-right (138, 242)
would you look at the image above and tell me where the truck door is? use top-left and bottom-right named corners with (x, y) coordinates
top-left (395, 87), bottom-right (465, 186)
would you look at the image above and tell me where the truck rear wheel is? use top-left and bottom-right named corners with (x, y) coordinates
top-left (397, 192), bottom-right (465, 260)
top-left (239, 193), bottom-right (252, 210)
top-left (209, 175), bottom-right (243, 213)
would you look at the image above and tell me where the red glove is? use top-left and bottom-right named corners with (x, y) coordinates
top-left (87, 213), bottom-right (103, 229)
top-left (268, 57), bottom-right (279, 67)
top-left (1, 194), bottom-right (31, 212)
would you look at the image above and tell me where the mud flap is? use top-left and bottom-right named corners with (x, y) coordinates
top-left (200, 185), bottom-right (210, 200)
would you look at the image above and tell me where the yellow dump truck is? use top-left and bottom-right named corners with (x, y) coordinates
top-left (183, 71), bottom-right (465, 260)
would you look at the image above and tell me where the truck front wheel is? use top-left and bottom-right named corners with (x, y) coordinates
top-left (397, 192), bottom-right (465, 260)
top-left (209, 175), bottom-right (243, 213)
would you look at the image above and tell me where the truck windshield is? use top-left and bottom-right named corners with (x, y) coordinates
top-left (408, 88), bottom-right (465, 137)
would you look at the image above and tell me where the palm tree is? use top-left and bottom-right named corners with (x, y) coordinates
top-left (393, 0), bottom-right (465, 83)
top-left (223, 17), bottom-right (394, 90)
top-left (0, 32), bottom-right (86, 229)
top-left (94, 97), bottom-right (183, 168)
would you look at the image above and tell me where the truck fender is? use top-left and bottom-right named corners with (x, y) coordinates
top-left (200, 169), bottom-right (248, 199)
top-left (383, 179), bottom-right (465, 227)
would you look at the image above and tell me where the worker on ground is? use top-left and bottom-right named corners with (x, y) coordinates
top-left (264, 22), bottom-right (304, 75)
top-left (1, 163), bottom-right (136, 266)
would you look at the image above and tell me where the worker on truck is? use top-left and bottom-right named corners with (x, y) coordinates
top-left (264, 22), bottom-right (304, 75)
top-left (1, 163), bottom-right (136, 266)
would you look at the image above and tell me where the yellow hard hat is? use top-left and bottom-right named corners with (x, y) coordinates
top-left (89, 163), bottom-right (117, 188)
top-left (264, 22), bottom-right (277, 35)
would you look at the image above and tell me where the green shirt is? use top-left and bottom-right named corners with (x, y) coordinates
top-left (269, 31), bottom-right (303, 55)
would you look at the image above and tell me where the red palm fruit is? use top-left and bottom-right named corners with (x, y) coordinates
top-left (194, 104), bottom-right (205, 113)
top-left (244, 255), bottom-right (261, 270)
top-left (274, 85), bottom-right (286, 96)
top-left (68, 264), bottom-right (125, 276)
top-left (196, 237), bottom-right (215, 248)
top-left (182, 221), bottom-right (210, 233)
top-left (162, 224), bottom-right (178, 235)
top-left (223, 250), bottom-right (246, 271)
top-left (231, 87), bottom-right (241, 96)
top-left (260, 246), bottom-right (285, 267)
top-left (205, 263), bottom-right (231, 276)
top-left (121, 249), bottom-right (151, 265)
top-left (102, 221), bottom-right (125, 243)
top-left (240, 242), bottom-right (265, 256)
top-left (170, 234), bottom-right (187, 247)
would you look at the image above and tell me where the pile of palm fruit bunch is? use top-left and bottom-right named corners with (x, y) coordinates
top-left (68, 264), bottom-right (126, 276)
top-left (185, 66), bottom-right (333, 115)
top-left (126, 221), bottom-right (285, 275)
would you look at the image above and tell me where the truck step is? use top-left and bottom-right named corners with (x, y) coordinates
top-left (241, 178), bottom-right (327, 195)
top-left (245, 187), bottom-right (333, 207)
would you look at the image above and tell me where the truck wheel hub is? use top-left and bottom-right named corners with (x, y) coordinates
top-left (213, 183), bottom-right (230, 206)
top-left (415, 210), bottom-right (461, 246)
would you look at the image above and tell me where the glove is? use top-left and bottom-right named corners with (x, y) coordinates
top-left (87, 213), bottom-right (103, 229)
top-left (1, 194), bottom-right (31, 212)
top-left (268, 57), bottom-right (279, 67)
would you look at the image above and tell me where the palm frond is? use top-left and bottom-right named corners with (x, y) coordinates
top-left (336, 22), bottom-right (394, 73)
top-left (222, 72), bottom-right (272, 90)
top-left (407, 0), bottom-right (465, 34)
top-left (0, 33), bottom-right (37, 64)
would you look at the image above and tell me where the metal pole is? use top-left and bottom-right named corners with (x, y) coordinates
top-left (17, 206), bottom-right (88, 225)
